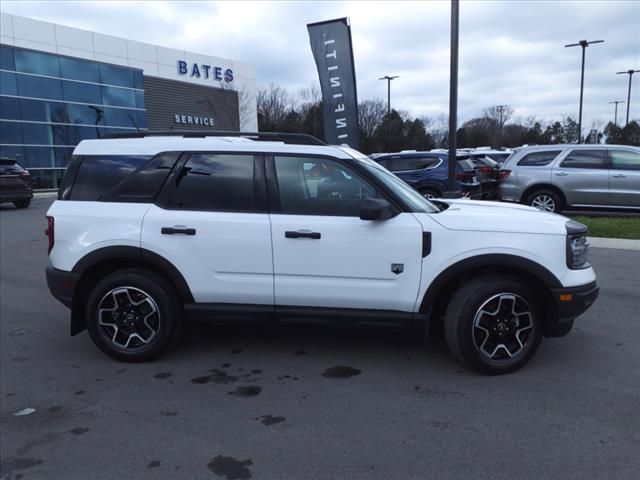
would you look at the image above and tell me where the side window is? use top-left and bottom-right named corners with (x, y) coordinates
top-left (376, 158), bottom-right (390, 169)
top-left (609, 150), bottom-right (640, 171)
top-left (69, 155), bottom-right (151, 201)
top-left (517, 150), bottom-right (561, 166)
top-left (169, 154), bottom-right (255, 211)
top-left (392, 158), bottom-right (419, 171)
top-left (560, 150), bottom-right (607, 169)
top-left (274, 156), bottom-right (380, 216)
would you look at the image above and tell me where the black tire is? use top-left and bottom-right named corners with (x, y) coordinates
top-left (85, 269), bottom-right (183, 362)
top-left (444, 275), bottom-right (543, 375)
top-left (525, 189), bottom-right (564, 213)
top-left (419, 187), bottom-right (441, 200)
top-left (13, 199), bottom-right (31, 209)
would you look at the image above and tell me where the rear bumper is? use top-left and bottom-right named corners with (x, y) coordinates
top-left (546, 281), bottom-right (599, 337)
top-left (0, 190), bottom-right (33, 202)
top-left (46, 265), bottom-right (80, 308)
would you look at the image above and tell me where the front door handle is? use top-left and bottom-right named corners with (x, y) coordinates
top-left (285, 230), bottom-right (321, 239)
top-left (554, 171), bottom-right (569, 176)
top-left (161, 226), bottom-right (196, 235)
top-left (611, 174), bottom-right (626, 178)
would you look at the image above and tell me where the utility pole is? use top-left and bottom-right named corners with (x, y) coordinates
top-left (616, 69), bottom-right (639, 125)
top-left (608, 100), bottom-right (625, 126)
top-left (495, 104), bottom-right (507, 146)
top-left (379, 75), bottom-right (399, 153)
top-left (444, 0), bottom-right (460, 198)
top-left (565, 39), bottom-right (604, 143)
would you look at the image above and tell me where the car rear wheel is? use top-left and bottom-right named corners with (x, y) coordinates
top-left (86, 269), bottom-right (182, 362)
top-left (526, 189), bottom-right (563, 213)
top-left (444, 275), bottom-right (543, 375)
top-left (13, 199), bottom-right (30, 209)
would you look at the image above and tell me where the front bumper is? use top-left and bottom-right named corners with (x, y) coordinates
top-left (546, 281), bottom-right (599, 337)
top-left (46, 265), bottom-right (80, 308)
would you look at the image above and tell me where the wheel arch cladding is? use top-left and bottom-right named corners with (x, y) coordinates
top-left (69, 247), bottom-right (193, 335)
top-left (420, 254), bottom-right (562, 336)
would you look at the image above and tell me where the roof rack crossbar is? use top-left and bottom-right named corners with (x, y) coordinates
top-left (102, 130), bottom-right (326, 145)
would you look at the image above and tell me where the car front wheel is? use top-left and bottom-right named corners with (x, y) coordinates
top-left (444, 275), bottom-right (543, 375)
top-left (85, 269), bottom-right (182, 362)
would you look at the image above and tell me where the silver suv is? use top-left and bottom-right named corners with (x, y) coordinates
top-left (499, 144), bottom-right (640, 212)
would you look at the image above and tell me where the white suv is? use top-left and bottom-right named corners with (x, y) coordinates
top-left (45, 132), bottom-right (598, 374)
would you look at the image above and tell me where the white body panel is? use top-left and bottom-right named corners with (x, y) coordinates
top-left (140, 205), bottom-right (273, 304)
top-left (269, 213), bottom-right (423, 311)
top-left (47, 201), bottom-right (151, 271)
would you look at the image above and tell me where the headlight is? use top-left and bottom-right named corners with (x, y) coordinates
top-left (565, 220), bottom-right (590, 269)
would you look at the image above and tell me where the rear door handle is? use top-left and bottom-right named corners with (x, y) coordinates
top-left (611, 174), bottom-right (626, 178)
top-left (554, 171), bottom-right (569, 176)
top-left (285, 230), bottom-right (321, 239)
top-left (161, 226), bottom-right (196, 235)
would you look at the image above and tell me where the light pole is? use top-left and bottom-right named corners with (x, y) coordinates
top-left (379, 75), bottom-right (399, 153)
top-left (495, 104), bottom-right (507, 145)
top-left (616, 69), bottom-right (639, 125)
top-left (565, 39), bottom-right (604, 143)
top-left (445, 0), bottom-right (460, 197)
top-left (608, 100), bottom-right (625, 126)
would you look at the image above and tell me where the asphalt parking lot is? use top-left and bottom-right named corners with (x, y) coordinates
top-left (1, 197), bottom-right (639, 480)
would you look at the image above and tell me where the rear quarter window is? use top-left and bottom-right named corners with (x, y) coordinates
top-left (67, 155), bottom-right (151, 201)
top-left (517, 150), bottom-right (562, 166)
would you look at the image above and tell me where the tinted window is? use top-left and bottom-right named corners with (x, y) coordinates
top-left (14, 49), bottom-right (60, 77)
top-left (62, 79), bottom-right (102, 104)
top-left (22, 146), bottom-right (55, 168)
top-left (1, 71), bottom-right (17, 95)
top-left (103, 153), bottom-right (179, 202)
top-left (0, 45), bottom-right (15, 71)
top-left (69, 155), bottom-right (151, 200)
top-left (67, 103), bottom-right (104, 125)
top-left (101, 85), bottom-right (135, 108)
top-left (518, 150), bottom-right (561, 166)
top-left (0, 145), bottom-right (25, 163)
top-left (59, 57), bottom-right (100, 83)
top-left (560, 150), bottom-right (607, 169)
top-left (392, 156), bottom-right (441, 171)
top-left (169, 154), bottom-right (255, 211)
top-left (0, 121), bottom-right (23, 144)
top-left (274, 156), bottom-right (379, 216)
top-left (100, 64), bottom-right (135, 88)
top-left (103, 107), bottom-right (138, 128)
top-left (0, 96), bottom-right (20, 120)
top-left (22, 122), bottom-right (54, 145)
top-left (610, 150), bottom-right (640, 171)
top-left (17, 74), bottom-right (62, 100)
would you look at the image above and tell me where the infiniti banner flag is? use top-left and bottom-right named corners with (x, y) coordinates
top-left (307, 18), bottom-right (359, 148)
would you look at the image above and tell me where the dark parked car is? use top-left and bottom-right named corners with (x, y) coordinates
top-left (373, 152), bottom-right (481, 199)
top-left (0, 158), bottom-right (33, 208)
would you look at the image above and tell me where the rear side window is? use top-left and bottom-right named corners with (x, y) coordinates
top-left (609, 150), bottom-right (640, 170)
top-left (168, 154), bottom-right (256, 211)
top-left (560, 150), bottom-right (607, 169)
top-left (392, 157), bottom-right (441, 171)
top-left (517, 151), bottom-right (561, 166)
top-left (68, 155), bottom-right (150, 200)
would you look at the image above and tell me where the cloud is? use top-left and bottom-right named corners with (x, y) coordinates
top-left (2, 0), bottom-right (639, 127)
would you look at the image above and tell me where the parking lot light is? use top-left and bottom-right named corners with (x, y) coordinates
top-left (608, 100), bottom-right (625, 126)
top-left (616, 69), bottom-right (640, 125)
top-left (565, 39), bottom-right (604, 143)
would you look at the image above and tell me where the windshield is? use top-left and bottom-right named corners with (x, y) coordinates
top-left (362, 162), bottom-right (440, 213)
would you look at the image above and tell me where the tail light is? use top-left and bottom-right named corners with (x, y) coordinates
top-left (478, 166), bottom-right (494, 173)
top-left (498, 170), bottom-right (511, 181)
top-left (456, 172), bottom-right (474, 181)
top-left (45, 216), bottom-right (54, 254)
top-left (19, 171), bottom-right (30, 177)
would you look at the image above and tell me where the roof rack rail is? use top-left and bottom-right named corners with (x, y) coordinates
top-left (102, 130), bottom-right (326, 145)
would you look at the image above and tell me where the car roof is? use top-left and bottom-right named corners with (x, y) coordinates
top-left (73, 137), bottom-right (354, 158)
top-left (515, 144), bottom-right (639, 151)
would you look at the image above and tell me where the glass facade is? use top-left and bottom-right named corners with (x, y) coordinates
top-left (0, 44), bottom-right (147, 189)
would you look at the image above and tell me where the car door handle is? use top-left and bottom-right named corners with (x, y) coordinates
top-left (611, 174), bottom-right (626, 178)
top-left (161, 226), bottom-right (196, 235)
top-left (554, 172), bottom-right (569, 176)
top-left (285, 230), bottom-right (321, 239)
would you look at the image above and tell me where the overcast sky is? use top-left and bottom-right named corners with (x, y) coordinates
top-left (2, 0), bottom-right (639, 129)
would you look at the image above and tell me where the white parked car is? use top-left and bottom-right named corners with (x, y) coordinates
top-left (45, 132), bottom-right (598, 374)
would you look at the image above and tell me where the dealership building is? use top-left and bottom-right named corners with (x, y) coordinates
top-left (0, 13), bottom-right (257, 189)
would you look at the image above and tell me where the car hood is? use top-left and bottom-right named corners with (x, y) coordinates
top-left (427, 199), bottom-right (569, 235)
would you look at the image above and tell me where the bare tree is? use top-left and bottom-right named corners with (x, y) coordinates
top-left (358, 99), bottom-right (386, 139)
top-left (257, 83), bottom-right (293, 131)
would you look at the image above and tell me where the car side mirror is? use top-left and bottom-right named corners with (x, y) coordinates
top-left (360, 198), bottom-right (395, 221)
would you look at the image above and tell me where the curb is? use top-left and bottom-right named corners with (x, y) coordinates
top-left (588, 237), bottom-right (640, 251)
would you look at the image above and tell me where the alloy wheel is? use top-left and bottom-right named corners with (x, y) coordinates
top-left (97, 286), bottom-right (160, 351)
top-left (531, 194), bottom-right (555, 212)
top-left (472, 293), bottom-right (534, 361)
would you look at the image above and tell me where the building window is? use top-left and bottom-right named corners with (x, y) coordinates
top-left (14, 49), bottom-right (61, 77)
